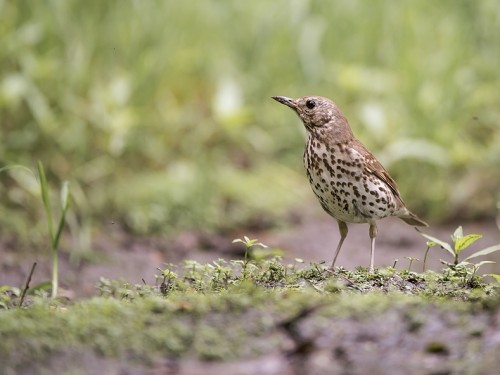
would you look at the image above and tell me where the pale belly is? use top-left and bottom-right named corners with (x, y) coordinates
top-left (303, 139), bottom-right (398, 223)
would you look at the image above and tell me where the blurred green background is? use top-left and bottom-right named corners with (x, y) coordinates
top-left (1, 0), bottom-right (499, 246)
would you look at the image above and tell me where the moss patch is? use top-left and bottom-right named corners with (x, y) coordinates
top-left (1, 260), bottom-right (499, 374)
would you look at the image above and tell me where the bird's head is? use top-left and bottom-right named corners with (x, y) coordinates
top-left (272, 95), bottom-right (354, 143)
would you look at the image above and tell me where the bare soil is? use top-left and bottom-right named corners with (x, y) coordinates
top-left (1, 213), bottom-right (499, 297)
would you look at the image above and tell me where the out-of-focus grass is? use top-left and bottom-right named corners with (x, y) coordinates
top-left (1, 1), bottom-right (499, 241)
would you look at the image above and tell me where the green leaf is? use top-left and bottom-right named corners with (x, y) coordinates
top-left (53, 181), bottom-right (70, 250)
top-left (452, 226), bottom-right (463, 242)
top-left (454, 234), bottom-right (482, 254)
top-left (0, 164), bottom-right (36, 177)
top-left (28, 281), bottom-right (52, 294)
top-left (60, 180), bottom-right (70, 210)
top-left (485, 274), bottom-right (500, 283)
top-left (419, 233), bottom-right (454, 257)
top-left (463, 244), bottom-right (500, 262)
top-left (38, 161), bottom-right (54, 242)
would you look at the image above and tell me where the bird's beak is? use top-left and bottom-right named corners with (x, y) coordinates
top-left (272, 96), bottom-right (299, 111)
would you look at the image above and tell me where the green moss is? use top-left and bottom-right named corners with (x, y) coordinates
top-left (425, 341), bottom-right (449, 354)
top-left (0, 260), bottom-right (498, 373)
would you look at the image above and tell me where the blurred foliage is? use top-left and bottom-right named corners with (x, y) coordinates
top-left (1, 0), bottom-right (500, 242)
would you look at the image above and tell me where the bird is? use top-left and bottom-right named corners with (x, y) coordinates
top-left (272, 95), bottom-right (428, 272)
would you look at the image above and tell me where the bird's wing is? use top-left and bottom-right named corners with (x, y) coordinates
top-left (349, 141), bottom-right (406, 208)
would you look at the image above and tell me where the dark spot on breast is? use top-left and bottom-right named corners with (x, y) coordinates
top-left (378, 186), bottom-right (387, 193)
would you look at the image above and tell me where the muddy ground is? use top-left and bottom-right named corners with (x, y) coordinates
top-left (1, 213), bottom-right (500, 375)
top-left (1, 212), bottom-right (499, 297)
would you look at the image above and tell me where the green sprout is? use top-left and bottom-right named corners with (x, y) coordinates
top-left (232, 236), bottom-right (268, 278)
top-left (404, 257), bottom-right (419, 272)
top-left (419, 226), bottom-right (500, 276)
top-left (156, 267), bottom-right (178, 295)
top-left (38, 161), bottom-right (70, 298)
top-left (0, 163), bottom-right (70, 299)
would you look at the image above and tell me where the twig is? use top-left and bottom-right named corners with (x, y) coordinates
top-left (19, 262), bottom-right (37, 308)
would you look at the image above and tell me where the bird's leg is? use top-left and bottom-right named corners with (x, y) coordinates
top-left (330, 221), bottom-right (348, 269)
top-left (369, 223), bottom-right (378, 272)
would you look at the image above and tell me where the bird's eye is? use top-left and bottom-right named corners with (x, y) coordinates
top-left (305, 99), bottom-right (316, 109)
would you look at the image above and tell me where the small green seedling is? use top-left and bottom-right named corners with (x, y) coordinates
top-left (461, 260), bottom-right (496, 281)
top-left (404, 257), bottom-right (419, 272)
top-left (156, 267), bottom-right (178, 295)
top-left (232, 236), bottom-right (268, 278)
top-left (1, 163), bottom-right (70, 299)
top-left (38, 161), bottom-right (70, 298)
top-left (419, 226), bottom-right (500, 273)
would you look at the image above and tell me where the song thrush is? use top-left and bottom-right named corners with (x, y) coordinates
top-left (272, 95), bottom-right (428, 271)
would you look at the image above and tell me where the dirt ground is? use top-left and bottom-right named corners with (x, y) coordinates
top-left (1, 212), bottom-right (499, 297)
top-left (2, 213), bottom-right (500, 375)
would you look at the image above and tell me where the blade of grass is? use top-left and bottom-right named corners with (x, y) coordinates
top-left (50, 181), bottom-right (70, 298)
top-left (0, 165), bottom-right (36, 176)
top-left (38, 161), bottom-right (69, 299)
top-left (53, 181), bottom-right (70, 249)
top-left (38, 161), bottom-right (54, 243)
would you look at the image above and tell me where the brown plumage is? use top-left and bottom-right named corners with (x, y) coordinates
top-left (272, 95), bottom-right (428, 271)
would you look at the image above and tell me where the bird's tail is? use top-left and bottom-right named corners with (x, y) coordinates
top-left (399, 209), bottom-right (428, 227)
